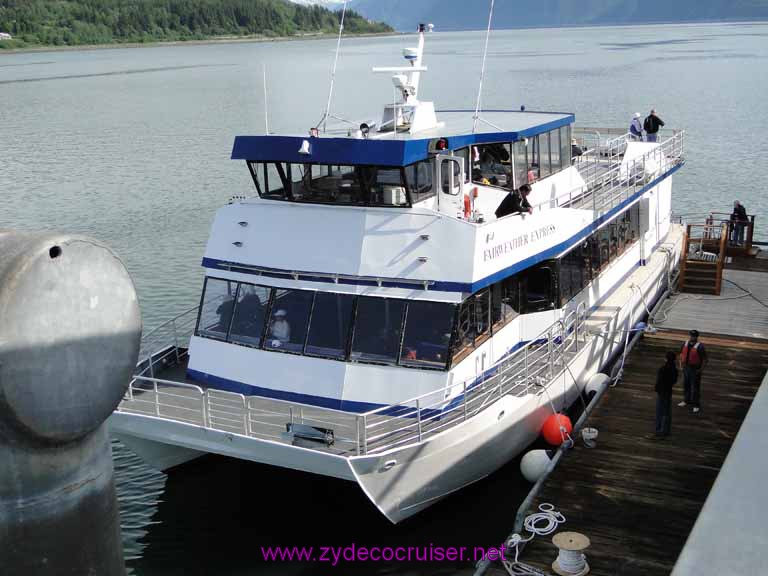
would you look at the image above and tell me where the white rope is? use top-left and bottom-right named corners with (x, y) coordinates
top-left (555, 548), bottom-right (587, 575)
top-left (502, 503), bottom-right (566, 576)
top-left (320, 0), bottom-right (347, 133)
top-left (472, 0), bottom-right (495, 133)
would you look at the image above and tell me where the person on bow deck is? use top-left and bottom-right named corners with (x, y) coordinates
top-left (494, 184), bottom-right (532, 219)
top-left (629, 112), bottom-right (643, 141)
top-left (730, 200), bottom-right (749, 246)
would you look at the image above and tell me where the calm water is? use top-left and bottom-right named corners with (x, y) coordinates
top-left (2, 22), bottom-right (768, 574)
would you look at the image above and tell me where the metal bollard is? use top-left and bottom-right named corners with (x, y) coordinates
top-left (0, 232), bottom-right (141, 576)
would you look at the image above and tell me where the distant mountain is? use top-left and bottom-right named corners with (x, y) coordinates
top-left (347, 0), bottom-right (768, 31)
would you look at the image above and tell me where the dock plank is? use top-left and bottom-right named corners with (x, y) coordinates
top-left (489, 336), bottom-right (767, 576)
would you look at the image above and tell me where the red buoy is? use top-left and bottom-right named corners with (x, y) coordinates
top-left (542, 413), bottom-right (573, 446)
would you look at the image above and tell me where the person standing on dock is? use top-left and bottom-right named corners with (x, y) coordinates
top-left (679, 330), bottom-right (707, 414)
top-left (730, 200), bottom-right (749, 246)
top-left (655, 351), bottom-right (678, 437)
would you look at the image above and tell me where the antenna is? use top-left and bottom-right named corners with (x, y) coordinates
top-left (263, 64), bottom-right (269, 135)
top-left (321, 0), bottom-right (348, 133)
top-left (473, 0), bottom-right (495, 133)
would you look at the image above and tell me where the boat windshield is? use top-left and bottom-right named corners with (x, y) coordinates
top-left (248, 162), bottom-right (411, 207)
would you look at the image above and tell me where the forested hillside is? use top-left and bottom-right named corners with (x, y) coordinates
top-left (0, 0), bottom-right (391, 49)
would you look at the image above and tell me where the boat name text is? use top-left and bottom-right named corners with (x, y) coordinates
top-left (483, 225), bottom-right (557, 262)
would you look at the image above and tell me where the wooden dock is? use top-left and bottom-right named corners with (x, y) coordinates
top-left (488, 332), bottom-right (768, 576)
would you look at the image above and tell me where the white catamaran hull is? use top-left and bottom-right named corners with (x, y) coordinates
top-left (110, 222), bottom-right (681, 523)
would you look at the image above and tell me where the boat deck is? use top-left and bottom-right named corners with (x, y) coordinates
top-left (487, 333), bottom-right (768, 576)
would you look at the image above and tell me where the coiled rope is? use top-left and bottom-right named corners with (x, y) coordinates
top-left (502, 503), bottom-right (566, 576)
top-left (554, 548), bottom-right (587, 575)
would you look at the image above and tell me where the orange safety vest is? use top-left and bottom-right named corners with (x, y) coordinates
top-left (680, 341), bottom-right (703, 367)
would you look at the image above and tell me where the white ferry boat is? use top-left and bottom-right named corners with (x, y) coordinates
top-left (110, 25), bottom-right (686, 523)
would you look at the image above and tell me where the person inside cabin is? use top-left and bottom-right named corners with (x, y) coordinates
top-left (215, 295), bottom-right (235, 332)
top-left (269, 309), bottom-right (291, 346)
top-left (494, 184), bottom-right (532, 219)
top-left (730, 200), bottom-right (749, 246)
top-left (654, 351), bottom-right (678, 438)
top-left (472, 168), bottom-right (491, 186)
top-left (629, 112), bottom-right (643, 141)
top-left (678, 329), bottom-right (707, 414)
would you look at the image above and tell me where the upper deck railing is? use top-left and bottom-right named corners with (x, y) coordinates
top-left (117, 303), bottom-right (589, 457)
top-left (545, 129), bottom-right (685, 217)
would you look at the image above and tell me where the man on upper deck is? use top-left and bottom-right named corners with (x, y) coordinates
top-left (643, 109), bottom-right (665, 142)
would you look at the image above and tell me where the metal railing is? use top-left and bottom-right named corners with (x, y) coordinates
top-left (357, 302), bottom-right (588, 454)
top-left (135, 305), bottom-right (199, 379)
top-left (118, 303), bottom-right (589, 457)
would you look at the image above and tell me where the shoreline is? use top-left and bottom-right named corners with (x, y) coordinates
top-left (0, 31), bottom-right (400, 56)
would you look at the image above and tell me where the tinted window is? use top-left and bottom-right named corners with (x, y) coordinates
top-left (454, 289), bottom-right (491, 359)
top-left (539, 132), bottom-right (551, 178)
top-left (523, 265), bottom-right (553, 313)
top-left (560, 125), bottom-right (571, 169)
top-left (305, 292), bottom-right (354, 359)
top-left (264, 289), bottom-right (314, 353)
top-left (550, 129), bottom-right (561, 174)
top-left (528, 136), bottom-right (540, 181)
top-left (229, 284), bottom-right (270, 348)
top-left (454, 147), bottom-right (471, 183)
top-left (471, 143), bottom-right (511, 188)
top-left (491, 277), bottom-right (519, 330)
top-left (512, 141), bottom-right (528, 190)
top-left (404, 160), bottom-right (434, 204)
top-left (400, 301), bottom-right (454, 369)
top-left (197, 278), bottom-right (238, 340)
top-left (351, 297), bottom-right (406, 364)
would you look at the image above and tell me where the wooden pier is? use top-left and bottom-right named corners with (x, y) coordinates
top-left (485, 246), bottom-right (768, 576)
top-left (488, 332), bottom-right (768, 576)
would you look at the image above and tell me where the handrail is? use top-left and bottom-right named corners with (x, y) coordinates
top-left (357, 302), bottom-right (588, 454)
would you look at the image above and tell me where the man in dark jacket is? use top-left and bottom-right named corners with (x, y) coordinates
top-left (730, 200), bottom-right (749, 246)
top-left (643, 109), bottom-right (665, 142)
top-left (655, 351), bottom-right (678, 437)
top-left (495, 184), bottom-right (532, 219)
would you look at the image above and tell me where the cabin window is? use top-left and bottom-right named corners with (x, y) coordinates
top-left (454, 147), bottom-right (471, 183)
top-left (550, 129), bottom-right (561, 174)
top-left (404, 160), bottom-right (434, 203)
top-left (350, 297), bottom-right (407, 364)
top-left (196, 278), bottom-right (238, 340)
top-left (520, 264), bottom-right (554, 313)
top-left (399, 301), bottom-right (454, 369)
top-left (558, 245), bottom-right (587, 305)
top-left (440, 158), bottom-right (462, 195)
top-left (453, 289), bottom-right (491, 362)
top-left (560, 126), bottom-right (571, 170)
top-left (491, 277), bottom-right (520, 331)
top-left (539, 132), bottom-right (552, 179)
top-left (248, 162), bottom-right (409, 207)
top-left (305, 292), bottom-right (355, 359)
top-left (229, 284), bottom-right (271, 348)
top-left (528, 136), bottom-right (539, 182)
top-left (512, 141), bottom-right (528, 190)
top-left (264, 289), bottom-right (314, 354)
top-left (471, 143), bottom-right (511, 188)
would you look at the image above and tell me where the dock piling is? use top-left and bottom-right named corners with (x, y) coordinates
top-left (0, 232), bottom-right (141, 576)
